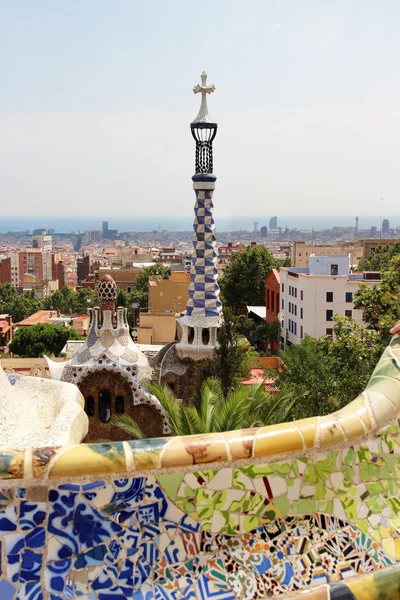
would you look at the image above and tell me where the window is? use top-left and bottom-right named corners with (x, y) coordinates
top-left (326, 292), bottom-right (333, 302)
top-left (294, 304), bottom-right (297, 316)
top-left (326, 310), bottom-right (333, 322)
top-left (345, 309), bottom-right (352, 318)
top-left (85, 396), bottom-right (95, 417)
top-left (289, 285), bottom-right (291, 296)
top-left (99, 389), bottom-right (111, 423)
top-left (188, 327), bottom-right (195, 344)
top-left (115, 395), bottom-right (124, 414)
top-left (281, 283), bottom-right (284, 293)
top-left (300, 307), bottom-right (303, 319)
top-left (326, 328), bottom-right (333, 336)
top-left (300, 290), bottom-right (303, 301)
top-left (127, 287), bottom-right (132, 293)
top-left (346, 292), bottom-right (353, 303)
top-left (202, 328), bottom-right (210, 345)
top-left (294, 322), bottom-right (297, 335)
top-left (331, 264), bottom-right (338, 275)
top-left (271, 291), bottom-right (275, 314)
top-left (300, 325), bottom-right (303, 339)
top-left (267, 289), bottom-right (270, 309)
top-left (294, 288), bottom-right (297, 298)
top-left (281, 299), bottom-right (284, 310)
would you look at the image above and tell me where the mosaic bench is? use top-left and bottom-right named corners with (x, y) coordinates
top-left (2, 337), bottom-right (400, 599)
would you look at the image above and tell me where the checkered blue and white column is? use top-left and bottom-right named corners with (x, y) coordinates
top-left (175, 71), bottom-right (222, 360)
top-left (186, 174), bottom-right (222, 319)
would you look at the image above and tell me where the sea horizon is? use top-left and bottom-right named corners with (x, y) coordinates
top-left (0, 215), bottom-right (399, 234)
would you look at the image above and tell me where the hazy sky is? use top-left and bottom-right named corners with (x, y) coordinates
top-left (1, 0), bottom-right (400, 220)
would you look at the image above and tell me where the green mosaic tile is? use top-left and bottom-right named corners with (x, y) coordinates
top-left (303, 464), bottom-right (317, 482)
top-left (157, 472), bottom-right (185, 500)
top-left (273, 494), bottom-right (291, 515)
top-left (293, 498), bottom-right (316, 513)
top-left (315, 457), bottom-right (332, 480)
top-left (270, 462), bottom-right (292, 477)
top-left (240, 464), bottom-right (273, 478)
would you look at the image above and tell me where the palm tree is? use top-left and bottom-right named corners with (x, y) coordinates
top-left (112, 378), bottom-right (294, 439)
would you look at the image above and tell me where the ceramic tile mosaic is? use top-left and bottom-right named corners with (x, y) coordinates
top-left (1, 422), bottom-right (400, 597)
top-left (1, 336), bottom-right (400, 597)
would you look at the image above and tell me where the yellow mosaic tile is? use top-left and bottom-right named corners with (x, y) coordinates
top-left (128, 438), bottom-right (167, 470)
top-left (47, 443), bottom-right (127, 478)
top-left (295, 417), bottom-right (318, 449)
top-left (338, 412), bottom-right (366, 441)
top-left (293, 585), bottom-right (329, 599)
top-left (32, 446), bottom-right (62, 478)
top-left (345, 574), bottom-right (379, 600)
top-left (253, 423), bottom-right (304, 457)
top-left (318, 416), bottom-right (346, 446)
top-left (161, 433), bottom-right (229, 468)
top-left (0, 449), bottom-right (25, 479)
top-left (367, 390), bottom-right (397, 428)
top-left (222, 428), bottom-right (256, 460)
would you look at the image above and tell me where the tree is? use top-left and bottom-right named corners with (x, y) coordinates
top-left (211, 308), bottom-right (257, 396)
top-left (42, 287), bottom-right (98, 314)
top-left (274, 317), bottom-right (381, 420)
top-left (356, 241), bottom-right (400, 272)
top-left (220, 246), bottom-right (277, 312)
top-left (112, 378), bottom-right (295, 438)
top-left (0, 285), bottom-right (41, 323)
top-left (9, 324), bottom-right (84, 357)
top-left (354, 255), bottom-right (400, 348)
top-left (133, 264), bottom-right (171, 310)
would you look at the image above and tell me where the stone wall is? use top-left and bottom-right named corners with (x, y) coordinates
top-left (78, 370), bottom-right (164, 442)
top-left (2, 336), bottom-right (400, 597)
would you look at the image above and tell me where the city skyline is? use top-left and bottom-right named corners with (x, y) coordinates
top-left (2, 1), bottom-right (400, 218)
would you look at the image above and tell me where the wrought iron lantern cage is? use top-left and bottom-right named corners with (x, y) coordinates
top-left (190, 121), bottom-right (218, 174)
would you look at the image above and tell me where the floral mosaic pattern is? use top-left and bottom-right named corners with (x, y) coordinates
top-left (1, 422), bottom-right (400, 598)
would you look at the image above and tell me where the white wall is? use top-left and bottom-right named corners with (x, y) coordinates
top-left (280, 268), bottom-right (377, 346)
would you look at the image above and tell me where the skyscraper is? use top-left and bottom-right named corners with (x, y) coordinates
top-left (269, 216), bottom-right (278, 229)
top-left (355, 216), bottom-right (359, 238)
top-left (382, 219), bottom-right (390, 234)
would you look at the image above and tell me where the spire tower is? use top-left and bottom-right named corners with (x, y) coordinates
top-left (176, 71), bottom-right (222, 360)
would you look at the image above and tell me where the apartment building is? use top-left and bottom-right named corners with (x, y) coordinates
top-left (280, 254), bottom-right (380, 346)
top-left (291, 241), bottom-right (363, 268)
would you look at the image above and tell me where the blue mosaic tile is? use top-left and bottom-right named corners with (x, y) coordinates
top-left (0, 579), bottom-right (16, 600)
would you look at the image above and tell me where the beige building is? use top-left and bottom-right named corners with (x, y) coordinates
top-left (137, 312), bottom-right (177, 345)
top-left (280, 254), bottom-right (380, 346)
top-left (360, 238), bottom-right (399, 261)
top-left (97, 265), bottom-right (155, 292)
top-left (292, 241), bottom-right (363, 268)
top-left (148, 271), bottom-right (190, 313)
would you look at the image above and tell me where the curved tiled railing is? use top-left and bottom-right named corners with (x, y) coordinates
top-left (1, 336), bottom-right (400, 598)
top-left (2, 336), bottom-right (399, 482)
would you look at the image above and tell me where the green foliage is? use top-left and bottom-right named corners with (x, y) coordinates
top-left (274, 317), bottom-right (381, 419)
top-left (220, 245), bottom-right (277, 313)
top-left (356, 241), bottom-right (400, 272)
top-left (354, 255), bottom-right (400, 347)
top-left (130, 264), bottom-right (171, 310)
top-left (211, 308), bottom-right (257, 396)
top-left (0, 285), bottom-right (41, 323)
top-left (112, 378), bottom-right (295, 438)
top-left (41, 287), bottom-right (98, 315)
top-left (9, 324), bottom-right (84, 357)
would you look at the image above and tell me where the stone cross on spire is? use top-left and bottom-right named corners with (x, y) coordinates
top-left (192, 71), bottom-right (216, 124)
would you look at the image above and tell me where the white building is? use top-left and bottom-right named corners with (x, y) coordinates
top-left (279, 254), bottom-right (380, 346)
top-left (32, 235), bottom-right (52, 253)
